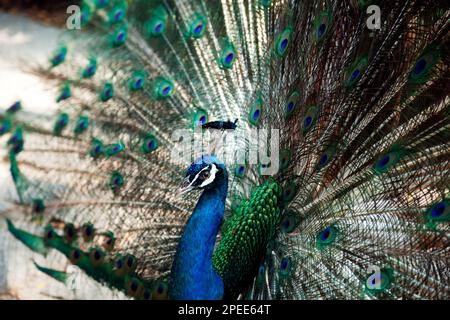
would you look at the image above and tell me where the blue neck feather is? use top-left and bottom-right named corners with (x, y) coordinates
top-left (169, 172), bottom-right (228, 300)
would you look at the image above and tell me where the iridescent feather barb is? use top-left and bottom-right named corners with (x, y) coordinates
top-left (1, 0), bottom-right (450, 300)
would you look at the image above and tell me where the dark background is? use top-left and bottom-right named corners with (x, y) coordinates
top-left (0, 0), bottom-right (79, 26)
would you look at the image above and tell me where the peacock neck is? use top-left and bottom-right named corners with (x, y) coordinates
top-left (170, 173), bottom-right (228, 300)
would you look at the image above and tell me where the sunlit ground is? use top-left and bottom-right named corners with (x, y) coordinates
top-left (0, 12), bottom-right (60, 299)
top-left (0, 12), bottom-right (59, 198)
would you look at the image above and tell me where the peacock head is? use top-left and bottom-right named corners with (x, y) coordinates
top-left (179, 155), bottom-right (227, 195)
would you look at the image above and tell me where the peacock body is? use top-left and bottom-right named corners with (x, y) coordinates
top-left (1, 0), bottom-right (449, 300)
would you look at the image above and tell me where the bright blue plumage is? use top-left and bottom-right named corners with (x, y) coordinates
top-left (169, 156), bottom-right (228, 300)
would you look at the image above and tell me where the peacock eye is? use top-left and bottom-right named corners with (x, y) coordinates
top-left (32, 198), bottom-right (45, 214)
top-left (102, 232), bottom-right (115, 251)
top-left (285, 91), bottom-right (300, 118)
top-left (111, 27), bottom-right (128, 47)
top-left (427, 199), bottom-right (449, 223)
top-left (141, 134), bottom-right (158, 154)
top-left (8, 101), bottom-right (21, 114)
top-left (80, 7), bottom-right (91, 26)
top-left (373, 148), bottom-right (404, 174)
top-left (7, 128), bottom-right (24, 154)
top-left (248, 98), bottom-right (263, 126)
top-left (279, 257), bottom-right (293, 277)
top-left (143, 288), bottom-right (152, 300)
top-left (64, 223), bottom-right (77, 242)
top-left (110, 7), bottom-right (125, 24)
top-left (274, 28), bottom-right (292, 58)
top-left (256, 265), bottom-right (265, 285)
top-left (115, 257), bottom-right (124, 270)
top-left (192, 108), bottom-right (208, 128)
top-left (279, 149), bottom-right (292, 172)
top-left (81, 223), bottom-right (95, 242)
top-left (105, 141), bottom-right (125, 157)
top-left (110, 171), bottom-right (125, 191)
top-left (90, 138), bottom-right (104, 158)
top-left (317, 145), bottom-right (336, 169)
top-left (154, 77), bottom-right (174, 99)
top-left (74, 116), bottom-right (89, 135)
top-left (313, 11), bottom-right (331, 42)
top-left (53, 113), bottom-right (69, 135)
top-left (126, 278), bottom-right (144, 298)
top-left (50, 46), bottom-right (67, 67)
top-left (219, 39), bottom-right (237, 69)
top-left (89, 247), bottom-right (105, 266)
top-left (82, 59), bottom-right (97, 78)
top-left (316, 225), bottom-right (338, 250)
top-left (345, 55), bottom-right (368, 87)
top-left (189, 14), bottom-right (207, 39)
top-left (124, 254), bottom-right (137, 273)
top-left (194, 23), bottom-right (203, 35)
top-left (100, 83), bottom-right (114, 102)
top-left (317, 23), bottom-right (326, 38)
top-left (408, 48), bottom-right (439, 84)
top-left (56, 84), bottom-right (71, 102)
top-left (44, 228), bottom-right (55, 241)
top-left (365, 268), bottom-right (393, 294)
top-left (151, 280), bottom-right (168, 300)
top-left (280, 209), bottom-right (300, 233)
top-left (154, 22), bottom-right (163, 33)
top-left (70, 248), bottom-right (83, 264)
top-left (234, 164), bottom-right (246, 178)
top-left (114, 255), bottom-right (132, 277)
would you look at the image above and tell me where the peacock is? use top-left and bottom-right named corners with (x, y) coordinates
top-left (0, 0), bottom-right (449, 300)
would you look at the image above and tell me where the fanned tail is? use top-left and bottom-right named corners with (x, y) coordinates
top-left (0, 0), bottom-right (449, 300)
top-left (245, 1), bottom-right (450, 299)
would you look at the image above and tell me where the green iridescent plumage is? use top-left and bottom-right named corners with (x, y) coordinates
top-left (345, 55), bottom-right (369, 88)
top-left (6, 219), bottom-right (48, 256)
top-left (110, 25), bottom-right (128, 47)
top-left (192, 108), bottom-right (208, 128)
top-left (144, 6), bottom-right (168, 37)
top-left (50, 46), bottom-right (67, 67)
top-left (141, 134), bottom-right (158, 153)
top-left (53, 113), bottom-right (69, 136)
top-left (56, 83), bottom-right (71, 102)
top-left (218, 38), bottom-right (237, 69)
top-left (408, 46), bottom-right (441, 85)
top-left (153, 77), bottom-right (174, 99)
top-left (81, 58), bottom-right (97, 79)
top-left (0, 118), bottom-right (12, 136)
top-left (34, 262), bottom-right (68, 283)
top-left (89, 138), bottom-right (104, 158)
top-left (186, 13), bottom-right (207, 39)
top-left (105, 141), bottom-right (125, 157)
top-left (274, 27), bottom-right (292, 58)
top-left (74, 115), bottom-right (89, 135)
top-left (248, 97), bottom-right (263, 126)
top-left (9, 151), bottom-right (27, 203)
top-left (213, 179), bottom-right (282, 298)
top-left (8, 219), bottom-right (161, 299)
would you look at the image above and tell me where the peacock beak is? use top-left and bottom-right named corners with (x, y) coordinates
top-left (178, 176), bottom-right (195, 196)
